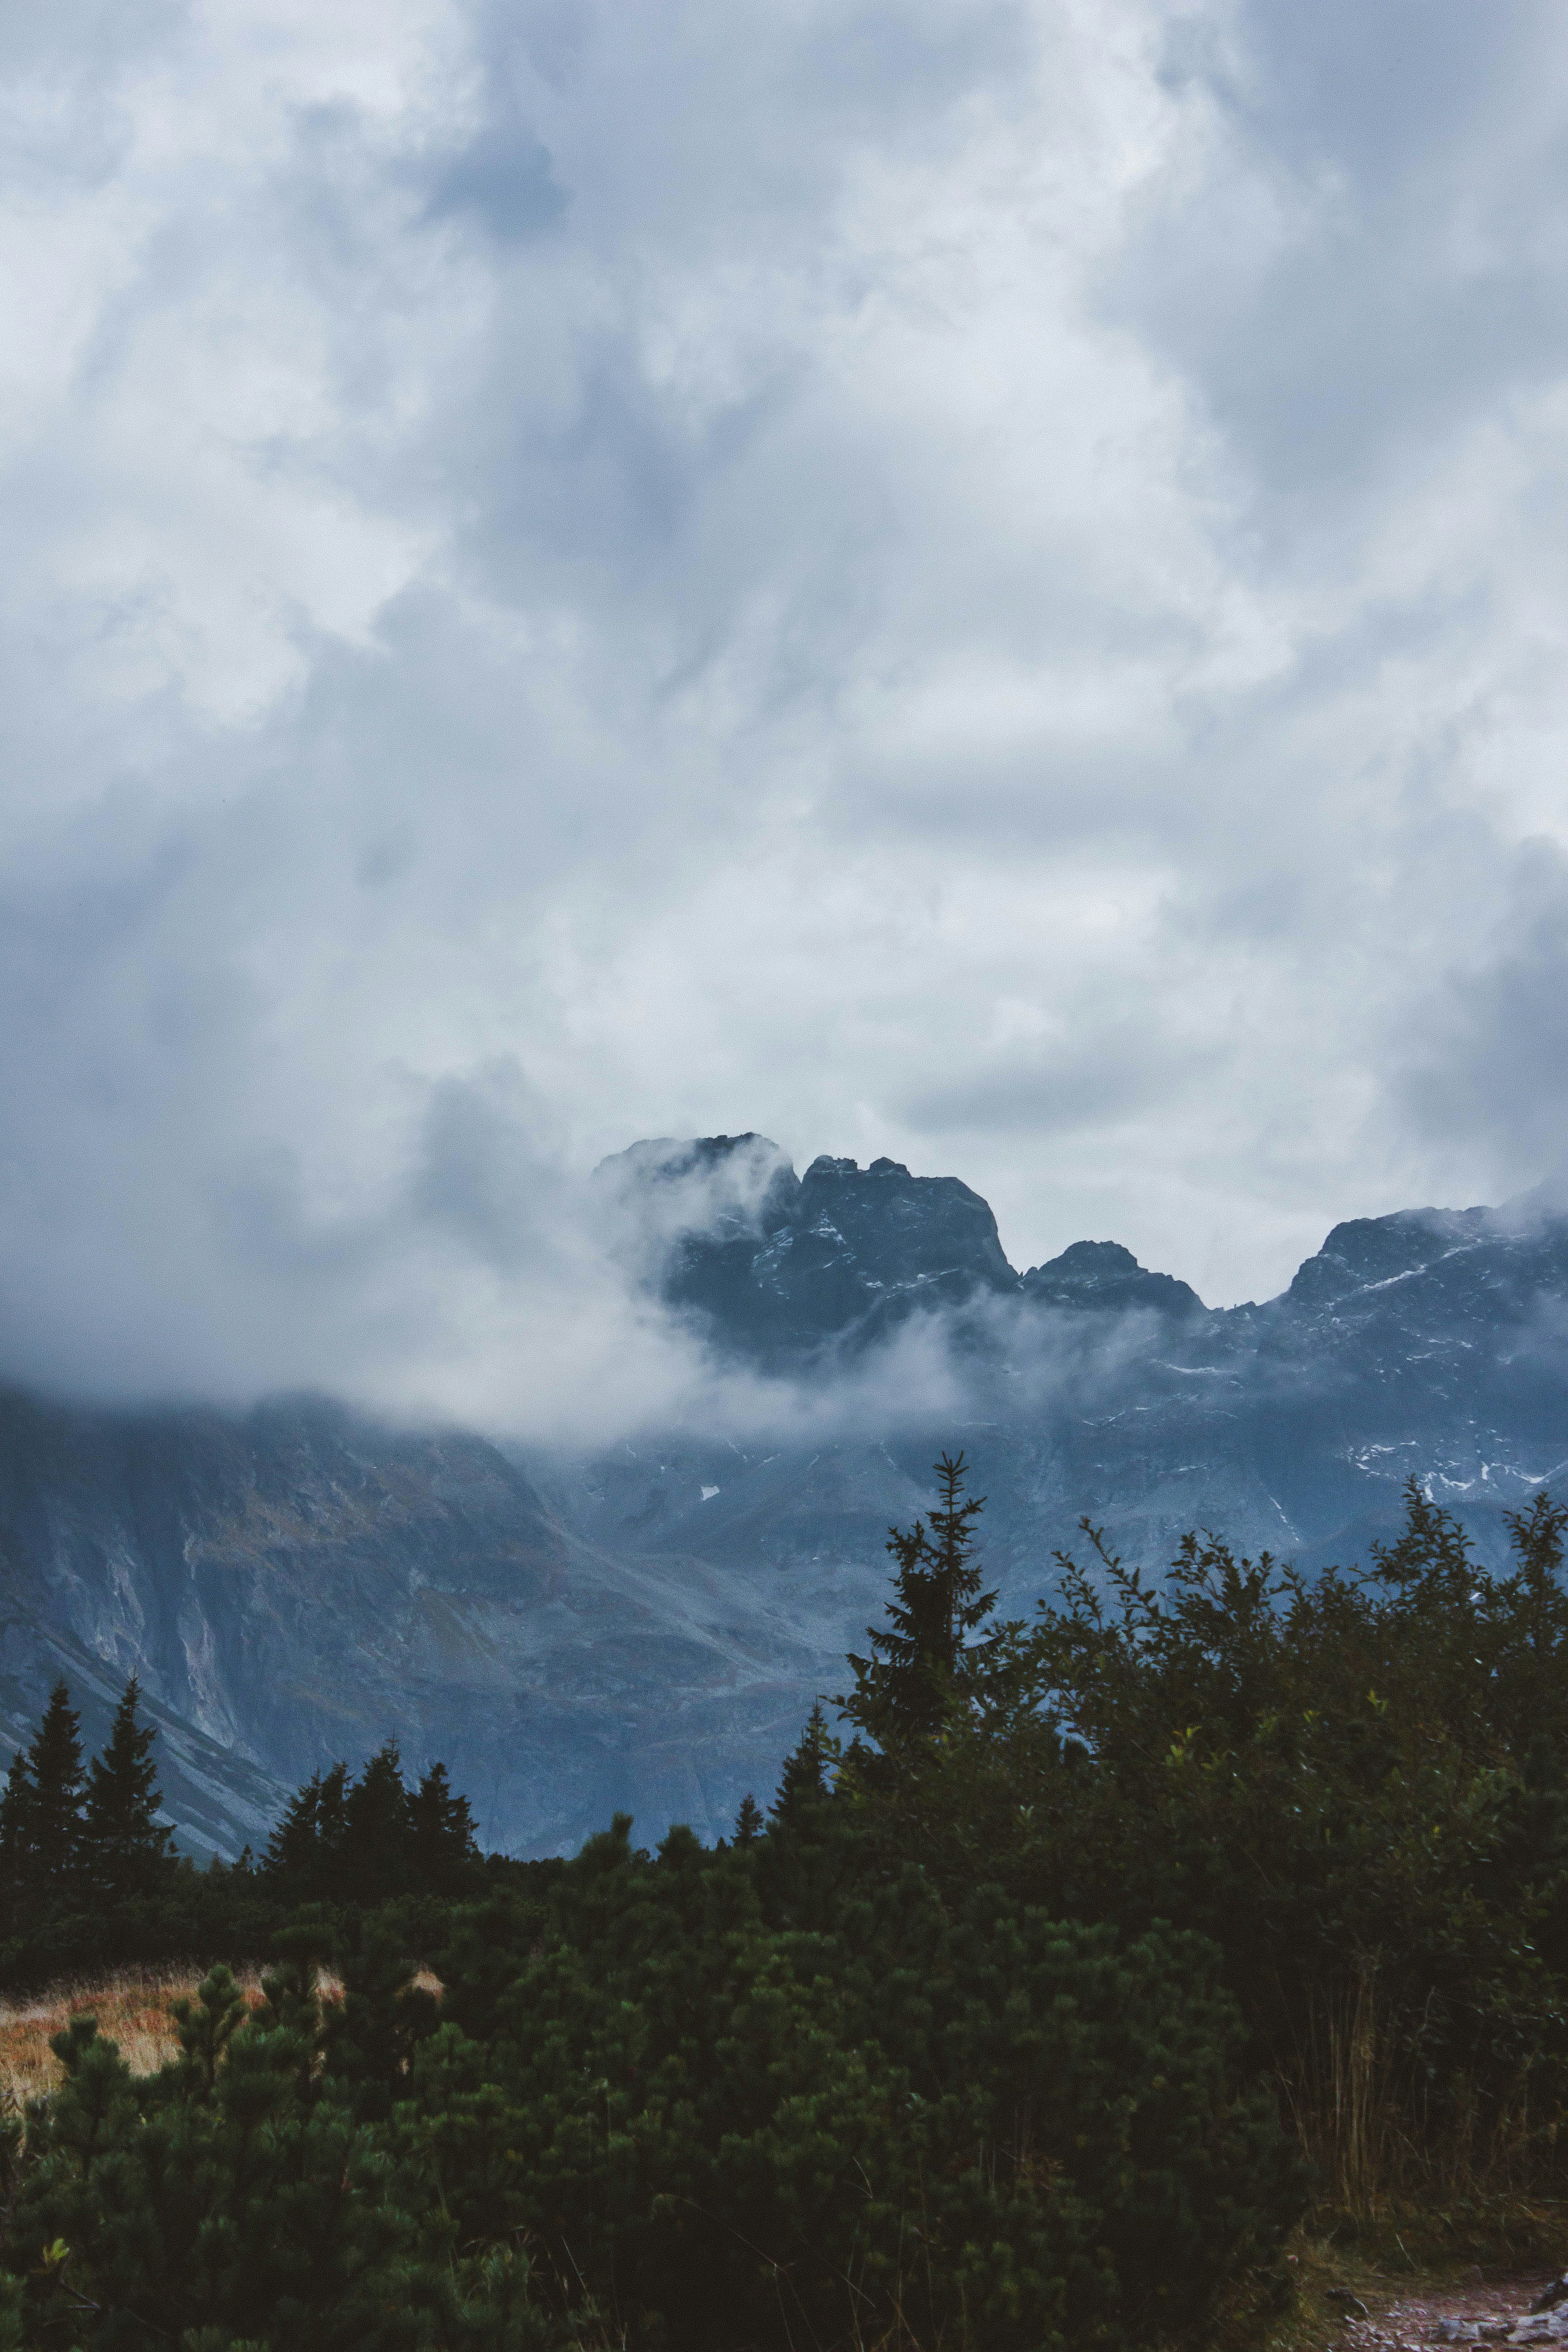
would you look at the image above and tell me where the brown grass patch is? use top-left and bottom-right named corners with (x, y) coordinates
top-left (0, 1960), bottom-right (438, 2109)
top-left (0, 1965), bottom-right (268, 2105)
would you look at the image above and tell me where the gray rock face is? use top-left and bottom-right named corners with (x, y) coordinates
top-left (0, 1143), bottom-right (1567, 1859)
top-left (608, 1137), bottom-right (1015, 1362)
top-left (1020, 1239), bottom-right (1205, 1319)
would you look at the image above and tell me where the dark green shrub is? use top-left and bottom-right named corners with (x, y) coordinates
top-left (403, 1813), bottom-right (1301, 2351)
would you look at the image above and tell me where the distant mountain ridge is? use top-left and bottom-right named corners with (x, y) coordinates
top-left (600, 1132), bottom-right (1199, 1357)
top-left (597, 1134), bottom-right (1017, 1359)
top-left (0, 1139), bottom-right (1564, 1857)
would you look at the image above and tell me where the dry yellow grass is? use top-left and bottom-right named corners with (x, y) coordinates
top-left (0, 1961), bottom-right (441, 2108)
top-left (0, 1965), bottom-right (268, 2105)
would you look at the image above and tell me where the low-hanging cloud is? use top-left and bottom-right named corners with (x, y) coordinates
top-left (3, 0), bottom-right (1568, 1431)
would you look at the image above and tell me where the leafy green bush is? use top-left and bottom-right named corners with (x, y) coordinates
top-left (415, 1808), bottom-right (1298, 2349)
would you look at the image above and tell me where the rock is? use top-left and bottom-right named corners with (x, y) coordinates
top-left (1532, 2282), bottom-right (1568, 2316)
top-left (1505, 2318), bottom-right (1568, 2347)
top-left (1021, 1237), bottom-right (1206, 1319)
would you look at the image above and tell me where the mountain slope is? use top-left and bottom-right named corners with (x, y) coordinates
top-left (0, 1387), bottom-right (873, 1856)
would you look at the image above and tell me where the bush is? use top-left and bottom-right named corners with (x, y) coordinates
top-left (0, 1818), bottom-right (1299, 2350)
top-left (408, 1810), bottom-right (1301, 2351)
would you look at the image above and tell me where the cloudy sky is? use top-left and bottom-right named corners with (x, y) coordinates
top-left (5, 0), bottom-right (1568, 1424)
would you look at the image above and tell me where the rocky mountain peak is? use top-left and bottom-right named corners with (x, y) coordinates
top-left (608, 1137), bottom-right (1015, 1358)
top-left (1285, 1206), bottom-right (1491, 1312)
top-left (1021, 1238), bottom-right (1206, 1318)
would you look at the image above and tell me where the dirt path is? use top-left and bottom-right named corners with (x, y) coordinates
top-left (1338, 2273), bottom-right (1568, 2348)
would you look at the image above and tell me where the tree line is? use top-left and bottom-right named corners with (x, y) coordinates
top-left (0, 1680), bottom-right (170, 1901)
top-left (0, 1683), bottom-right (482, 1987)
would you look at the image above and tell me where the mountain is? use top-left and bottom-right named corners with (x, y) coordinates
top-left (0, 1139), bottom-right (1565, 1857)
top-left (549, 1138), bottom-right (1568, 1708)
top-left (0, 1388), bottom-right (846, 1859)
top-left (595, 1135), bottom-right (1015, 1360)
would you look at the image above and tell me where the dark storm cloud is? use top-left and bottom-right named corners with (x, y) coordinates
top-left (0, 0), bottom-right (1567, 1428)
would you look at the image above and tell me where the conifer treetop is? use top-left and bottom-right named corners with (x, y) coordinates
top-left (841, 1450), bottom-right (998, 1747)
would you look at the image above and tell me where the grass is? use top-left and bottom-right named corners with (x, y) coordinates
top-left (0, 1964), bottom-right (258, 2102)
top-left (0, 1961), bottom-right (443, 2107)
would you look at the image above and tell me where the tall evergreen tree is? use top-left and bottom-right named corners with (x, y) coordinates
top-left (843, 1452), bottom-right (996, 1744)
top-left (263, 1769), bottom-right (323, 1880)
top-left (770, 1702), bottom-right (838, 1827)
top-left (733, 1791), bottom-right (764, 1845)
top-left (0, 1748), bottom-right (34, 1885)
top-left (316, 1759), bottom-right (349, 1861)
top-left (342, 1741), bottom-right (411, 1899)
top-left (82, 1678), bottom-right (172, 1892)
top-left (408, 1761), bottom-right (478, 1895)
top-left (26, 1682), bottom-right (84, 1882)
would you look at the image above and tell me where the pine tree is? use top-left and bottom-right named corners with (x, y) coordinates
top-left (408, 1761), bottom-right (479, 1895)
top-left (342, 1741), bottom-right (411, 1900)
top-left (770, 1702), bottom-right (838, 1827)
top-left (264, 1771), bottom-right (323, 1881)
top-left (81, 1678), bottom-right (172, 1893)
top-left (26, 1682), bottom-right (85, 1882)
top-left (733, 1791), bottom-right (764, 1845)
top-left (316, 1760), bottom-right (349, 1860)
top-left (843, 1452), bottom-right (996, 1745)
top-left (0, 1747), bottom-right (34, 1886)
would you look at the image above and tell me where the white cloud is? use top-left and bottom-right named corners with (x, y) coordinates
top-left (1, 0), bottom-right (1568, 1427)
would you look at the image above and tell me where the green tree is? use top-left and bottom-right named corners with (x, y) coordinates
top-left (408, 1760), bottom-right (479, 1895)
top-left (316, 1759), bottom-right (349, 1860)
top-left (843, 1450), bottom-right (997, 1746)
top-left (341, 1740), bottom-right (411, 1901)
top-left (25, 1681), bottom-right (84, 1883)
top-left (732, 1791), bottom-right (764, 1844)
top-left (0, 1748), bottom-right (33, 1883)
top-left (81, 1677), bottom-right (172, 1894)
top-left (265, 1768), bottom-right (324, 1881)
top-left (769, 1701), bottom-right (838, 1827)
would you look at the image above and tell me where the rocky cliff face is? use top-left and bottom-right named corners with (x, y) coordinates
top-left (599, 1135), bottom-right (1014, 1359)
top-left (0, 1144), bottom-right (1565, 1859)
top-left (1020, 1238), bottom-right (1205, 1319)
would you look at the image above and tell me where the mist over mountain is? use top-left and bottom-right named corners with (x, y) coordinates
top-left (1, 1134), bottom-right (1565, 1858)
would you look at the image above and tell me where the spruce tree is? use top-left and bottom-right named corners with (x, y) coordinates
top-left (82, 1678), bottom-right (172, 1893)
top-left (342, 1741), bottom-right (411, 1900)
top-left (770, 1703), bottom-right (838, 1827)
top-left (316, 1760), bottom-right (349, 1861)
top-left (264, 1771), bottom-right (323, 1881)
top-left (843, 1451), bottom-right (996, 1744)
top-left (733, 1791), bottom-right (764, 1845)
top-left (408, 1761), bottom-right (478, 1894)
top-left (26, 1682), bottom-right (85, 1882)
top-left (0, 1748), bottom-right (34, 1885)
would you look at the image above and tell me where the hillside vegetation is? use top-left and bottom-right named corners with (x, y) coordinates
top-left (0, 1464), bottom-right (1564, 2348)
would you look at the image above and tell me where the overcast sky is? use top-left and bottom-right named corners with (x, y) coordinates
top-left (5, 0), bottom-right (1568, 1423)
